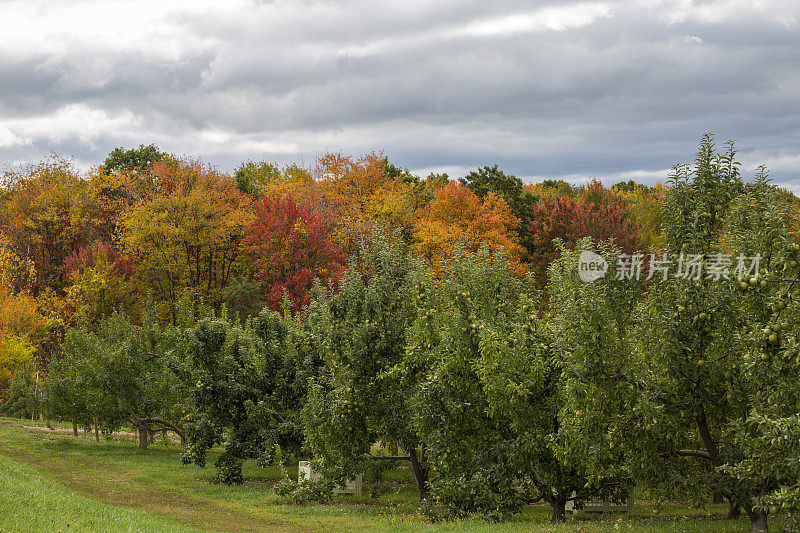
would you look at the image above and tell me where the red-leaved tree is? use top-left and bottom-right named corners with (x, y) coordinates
top-left (65, 241), bottom-right (136, 281)
top-left (528, 195), bottom-right (639, 285)
top-left (244, 193), bottom-right (345, 313)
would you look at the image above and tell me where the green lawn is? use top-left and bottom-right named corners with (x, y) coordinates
top-left (0, 419), bottom-right (784, 532)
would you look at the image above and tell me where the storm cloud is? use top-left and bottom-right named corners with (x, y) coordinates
top-left (1, 0), bottom-right (798, 188)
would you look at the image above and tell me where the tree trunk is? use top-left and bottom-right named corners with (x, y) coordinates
top-left (93, 416), bottom-right (99, 442)
top-left (744, 503), bottom-right (768, 533)
top-left (72, 420), bottom-right (78, 436)
top-left (749, 510), bottom-right (768, 533)
top-left (550, 498), bottom-right (567, 522)
top-left (407, 445), bottom-right (429, 501)
top-left (728, 498), bottom-right (741, 519)
top-left (138, 426), bottom-right (149, 450)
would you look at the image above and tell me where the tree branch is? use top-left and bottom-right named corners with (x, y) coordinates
top-left (660, 449), bottom-right (713, 460)
top-left (567, 481), bottom-right (623, 502)
top-left (356, 454), bottom-right (410, 461)
top-left (528, 466), bottom-right (554, 505)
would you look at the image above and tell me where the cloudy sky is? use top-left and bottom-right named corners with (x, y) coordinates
top-left (1, 0), bottom-right (799, 188)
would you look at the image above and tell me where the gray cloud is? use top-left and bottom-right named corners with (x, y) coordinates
top-left (0, 0), bottom-right (798, 188)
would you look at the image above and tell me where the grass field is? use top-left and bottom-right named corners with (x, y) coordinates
top-left (0, 419), bottom-right (784, 532)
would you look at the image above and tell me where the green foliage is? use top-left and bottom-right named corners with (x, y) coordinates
top-left (100, 144), bottom-right (166, 175)
top-left (0, 364), bottom-right (42, 419)
top-left (719, 170), bottom-right (800, 530)
top-left (611, 135), bottom-right (799, 532)
top-left (48, 309), bottom-right (188, 443)
top-left (274, 468), bottom-right (334, 504)
top-left (410, 172), bottom-right (451, 209)
top-left (462, 165), bottom-right (536, 252)
top-left (410, 244), bottom-right (627, 522)
top-left (233, 161), bottom-right (312, 199)
top-left (302, 227), bottom-right (430, 498)
top-left (547, 239), bottom-right (641, 501)
top-left (180, 310), bottom-right (312, 483)
top-left (4, 139), bottom-right (800, 530)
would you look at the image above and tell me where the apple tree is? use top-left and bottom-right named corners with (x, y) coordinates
top-left (608, 136), bottom-right (795, 532)
top-left (302, 227), bottom-right (432, 500)
top-left (179, 308), bottom-right (314, 484)
top-left (717, 169), bottom-right (800, 531)
top-left (51, 310), bottom-right (189, 449)
top-left (408, 244), bottom-right (631, 521)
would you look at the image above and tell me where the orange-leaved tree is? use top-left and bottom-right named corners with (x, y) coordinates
top-left (315, 152), bottom-right (397, 254)
top-left (0, 234), bottom-right (44, 398)
top-left (1, 156), bottom-right (89, 296)
top-left (414, 183), bottom-right (524, 271)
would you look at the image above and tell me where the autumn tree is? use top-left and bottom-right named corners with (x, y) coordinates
top-left (64, 241), bottom-right (140, 327)
top-left (234, 161), bottom-right (313, 200)
top-left (121, 158), bottom-right (252, 319)
top-left (527, 188), bottom-right (639, 285)
top-left (410, 172), bottom-right (451, 209)
top-left (612, 181), bottom-right (666, 250)
top-left (414, 183), bottom-right (524, 271)
top-left (364, 162), bottom-right (450, 245)
top-left (0, 290), bottom-right (42, 398)
top-left (364, 182), bottom-right (418, 243)
top-left (462, 165), bottom-right (537, 253)
top-left (315, 152), bottom-right (396, 254)
top-left (0, 234), bottom-right (44, 398)
top-left (243, 193), bottom-right (344, 314)
top-left (1, 156), bottom-right (89, 295)
top-left (525, 179), bottom-right (575, 203)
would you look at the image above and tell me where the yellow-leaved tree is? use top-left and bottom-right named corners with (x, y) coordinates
top-left (120, 157), bottom-right (252, 319)
top-left (0, 234), bottom-right (43, 397)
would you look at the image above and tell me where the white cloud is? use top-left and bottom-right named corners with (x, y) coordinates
top-left (0, 0), bottom-right (798, 187)
top-left (338, 2), bottom-right (612, 58)
top-left (0, 105), bottom-right (139, 149)
top-left (0, 127), bottom-right (29, 149)
top-left (460, 3), bottom-right (612, 36)
top-left (641, 0), bottom-right (800, 26)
